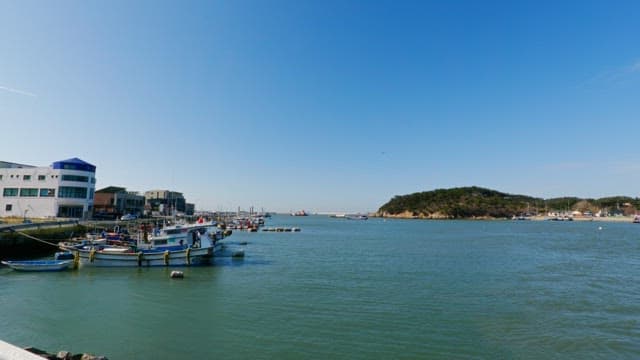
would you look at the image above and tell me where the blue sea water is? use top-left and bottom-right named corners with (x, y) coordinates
top-left (1, 215), bottom-right (639, 359)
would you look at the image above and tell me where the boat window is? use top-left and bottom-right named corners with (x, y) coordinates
top-left (154, 239), bottom-right (168, 245)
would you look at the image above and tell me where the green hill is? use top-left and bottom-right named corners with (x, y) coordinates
top-left (376, 187), bottom-right (640, 219)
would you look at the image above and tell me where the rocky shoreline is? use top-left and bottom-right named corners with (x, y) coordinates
top-left (374, 212), bottom-right (637, 222)
top-left (25, 346), bottom-right (107, 360)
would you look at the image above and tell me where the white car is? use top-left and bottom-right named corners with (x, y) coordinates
top-left (120, 214), bottom-right (137, 221)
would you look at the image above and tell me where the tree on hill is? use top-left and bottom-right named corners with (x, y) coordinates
top-left (377, 186), bottom-right (542, 219)
top-left (377, 187), bottom-right (640, 219)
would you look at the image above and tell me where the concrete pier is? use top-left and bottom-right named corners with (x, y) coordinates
top-left (0, 339), bottom-right (48, 360)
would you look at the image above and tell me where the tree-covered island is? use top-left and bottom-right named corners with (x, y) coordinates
top-left (376, 186), bottom-right (640, 219)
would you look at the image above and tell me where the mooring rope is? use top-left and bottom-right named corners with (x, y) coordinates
top-left (11, 229), bottom-right (64, 249)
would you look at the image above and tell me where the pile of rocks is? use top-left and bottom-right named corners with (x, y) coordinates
top-left (25, 347), bottom-right (108, 360)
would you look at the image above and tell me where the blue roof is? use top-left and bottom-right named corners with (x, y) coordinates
top-left (52, 158), bottom-right (96, 172)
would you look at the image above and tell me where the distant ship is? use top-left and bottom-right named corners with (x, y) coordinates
top-left (291, 210), bottom-right (309, 216)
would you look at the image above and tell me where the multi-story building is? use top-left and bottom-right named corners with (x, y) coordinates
top-left (185, 203), bottom-right (195, 216)
top-left (93, 186), bottom-right (145, 218)
top-left (0, 158), bottom-right (96, 219)
top-left (144, 190), bottom-right (186, 215)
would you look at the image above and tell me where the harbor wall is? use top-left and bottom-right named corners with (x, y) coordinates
top-left (0, 224), bottom-right (87, 260)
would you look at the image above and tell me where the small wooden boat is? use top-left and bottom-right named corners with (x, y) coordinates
top-left (1, 260), bottom-right (73, 272)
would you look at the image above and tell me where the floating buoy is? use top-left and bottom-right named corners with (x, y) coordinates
top-left (231, 250), bottom-right (245, 258)
top-left (170, 270), bottom-right (184, 279)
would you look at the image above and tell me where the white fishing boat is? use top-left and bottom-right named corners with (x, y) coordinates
top-left (65, 222), bottom-right (226, 267)
top-left (1, 260), bottom-right (73, 272)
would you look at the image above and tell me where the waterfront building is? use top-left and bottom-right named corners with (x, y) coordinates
top-left (0, 158), bottom-right (96, 219)
top-left (185, 203), bottom-right (195, 216)
top-left (93, 186), bottom-right (145, 219)
top-left (144, 190), bottom-right (186, 216)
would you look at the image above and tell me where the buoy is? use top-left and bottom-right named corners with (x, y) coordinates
top-left (170, 270), bottom-right (184, 279)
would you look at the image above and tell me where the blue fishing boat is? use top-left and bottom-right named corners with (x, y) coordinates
top-left (1, 260), bottom-right (73, 272)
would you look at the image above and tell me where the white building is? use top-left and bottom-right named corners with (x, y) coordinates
top-left (0, 158), bottom-right (96, 219)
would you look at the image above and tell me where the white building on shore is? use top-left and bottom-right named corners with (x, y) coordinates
top-left (0, 158), bottom-right (96, 219)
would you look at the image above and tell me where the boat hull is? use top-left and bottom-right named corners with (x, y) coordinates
top-left (2, 260), bottom-right (72, 272)
top-left (75, 244), bottom-right (222, 267)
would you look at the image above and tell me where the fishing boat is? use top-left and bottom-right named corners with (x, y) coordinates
top-left (64, 222), bottom-right (226, 267)
top-left (346, 214), bottom-right (368, 220)
top-left (290, 210), bottom-right (308, 216)
top-left (1, 260), bottom-right (73, 272)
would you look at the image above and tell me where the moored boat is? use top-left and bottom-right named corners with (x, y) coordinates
top-left (1, 260), bottom-right (73, 272)
top-left (64, 222), bottom-right (227, 267)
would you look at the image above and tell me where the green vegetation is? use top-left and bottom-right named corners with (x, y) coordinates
top-left (377, 187), bottom-right (640, 219)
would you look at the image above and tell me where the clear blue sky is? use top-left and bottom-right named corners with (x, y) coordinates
top-left (1, 1), bottom-right (639, 213)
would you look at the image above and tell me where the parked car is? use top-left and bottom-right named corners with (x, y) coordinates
top-left (120, 214), bottom-right (137, 221)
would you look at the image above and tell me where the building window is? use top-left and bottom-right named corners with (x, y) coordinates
top-left (23, 175), bottom-right (31, 181)
top-left (5, 204), bottom-right (12, 211)
top-left (0, 175), bottom-right (3, 180)
top-left (62, 175), bottom-right (89, 182)
top-left (38, 175), bottom-right (46, 181)
top-left (58, 186), bottom-right (88, 199)
top-left (57, 205), bottom-right (84, 218)
top-left (20, 188), bottom-right (38, 197)
top-left (3, 188), bottom-right (18, 197)
top-left (40, 188), bottom-right (55, 197)
top-left (89, 189), bottom-right (94, 199)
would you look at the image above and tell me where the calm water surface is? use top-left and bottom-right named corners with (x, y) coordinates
top-left (1, 216), bottom-right (639, 359)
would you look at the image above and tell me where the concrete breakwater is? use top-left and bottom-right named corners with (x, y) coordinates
top-left (0, 224), bottom-right (87, 260)
top-left (0, 339), bottom-right (107, 360)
